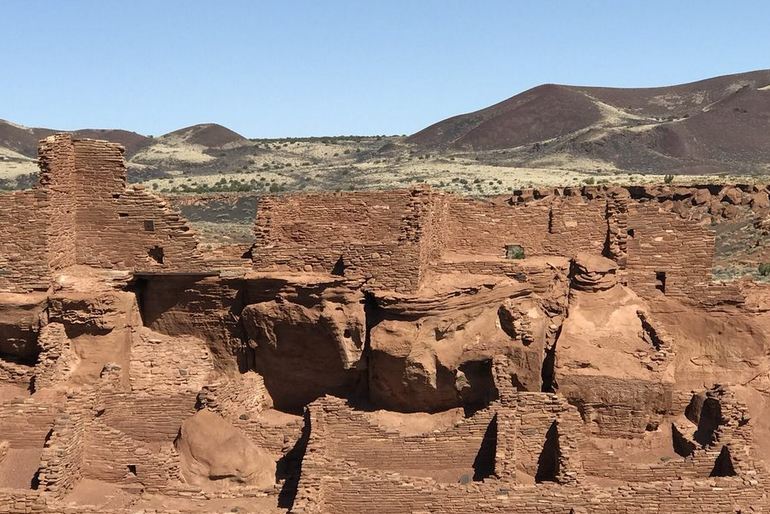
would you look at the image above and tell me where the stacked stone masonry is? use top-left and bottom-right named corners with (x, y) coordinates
top-left (0, 134), bottom-right (205, 294)
top-left (251, 184), bottom-right (736, 304)
top-left (0, 136), bottom-right (769, 512)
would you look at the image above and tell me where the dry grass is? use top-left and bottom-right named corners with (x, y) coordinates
top-left (3, 134), bottom-right (770, 196)
top-left (131, 138), bottom-right (216, 164)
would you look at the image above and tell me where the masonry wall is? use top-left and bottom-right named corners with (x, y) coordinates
top-left (129, 331), bottom-right (214, 394)
top-left (513, 393), bottom-right (584, 480)
top-left (249, 186), bottom-right (731, 301)
top-left (0, 489), bottom-right (43, 513)
top-left (625, 203), bottom-right (715, 298)
top-left (81, 389), bottom-right (193, 490)
top-left (293, 394), bottom-right (770, 514)
top-left (439, 195), bottom-right (607, 260)
top-left (310, 396), bottom-right (495, 480)
top-left (34, 322), bottom-right (79, 390)
top-left (38, 135), bottom-right (77, 272)
top-left (67, 138), bottom-right (204, 271)
top-left (252, 190), bottom-right (430, 291)
top-left (0, 190), bottom-right (51, 292)
top-left (0, 135), bottom-right (207, 293)
top-left (0, 398), bottom-right (56, 449)
top-left (36, 391), bottom-right (92, 497)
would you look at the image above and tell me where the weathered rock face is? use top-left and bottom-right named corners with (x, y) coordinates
top-left (175, 410), bottom-right (276, 489)
top-left (555, 266), bottom-right (677, 437)
top-left (48, 291), bottom-right (137, 337)
top-left (0, 293), bottom-right (48, 364)
top-left (9, 135), bottom-right (770, 513)
top-left (241, 277), bottom-right (365, 411)
top-left (570, 253), bottom-right (618, 292)
top-left (136, 275), bottom-right (246, 372)
top-left (368, 277), bottom-right (548, 412)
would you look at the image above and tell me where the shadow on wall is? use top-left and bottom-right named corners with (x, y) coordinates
top-left (277, 410), bottom-right (311, 509)
top-left (472, 414), bottom-right (497, 481)
top-left (535, 421), bottom-right (560, 483)
top-left (693, 397), bottom-right (722, 447)
top-left (710, 446), bottom-right (736, 477)
top-left (459, 359), bottom-right (498, 416)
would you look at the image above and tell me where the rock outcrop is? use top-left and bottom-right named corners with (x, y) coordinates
top-left (240, 276), bottom-right (365, 411)
top-left (570, 253), bottom-right (618, 292)
top-left (368, 277), bottom-right (548, 411)
top-left (175, 410), bottom-right (276, 490)
top-left (2, 135), bottom-right (770, 513)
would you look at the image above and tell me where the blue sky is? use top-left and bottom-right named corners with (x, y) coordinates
top-left (2, 0), bottom-right (768, 137)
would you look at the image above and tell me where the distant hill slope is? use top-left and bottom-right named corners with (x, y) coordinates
top-left (0, 120), bottom-right (246, 159)
top-left (0, 120), bottom-right (152, 158)
top-left (163, 123), bottom-right (247, 148)
top-left (409, 70), bottom-right (770, 173)
top-left (0, 120), bottom-right (55, 157)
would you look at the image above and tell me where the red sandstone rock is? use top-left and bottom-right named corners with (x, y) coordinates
top-left (751, 191), bottom-right (770, 209)
top-left (692, 187), bottom-right (712, 205)
top-left (240, 277), bottom-right (365, 411)
top-left (721, 186), bottom-right (743, 205)
top-left (175, 410), bottom-right (276, 489)
top-left (1, 136), bottom-right (770, 512)
top-left (570, 253), bottom-right (618, 292)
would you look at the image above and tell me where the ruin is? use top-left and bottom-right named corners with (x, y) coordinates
top-left (0, 134), bottom-right (769, 512)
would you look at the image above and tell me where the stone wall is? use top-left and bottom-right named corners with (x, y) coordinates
top-left (80, 386), bottom-right (192, 491)
top-left (251, 189), bottom-right (430, 291)
top-left (0, 398), bottom-right (56, 449)
top-left (625, 202), bottom-right (715, 298)
top-left (38, 134), bottom-right (77, 271)
top-left (129, 330), bottom-right (214, 394)
top-left (0, 134), bottom-right (206, 294)
top-left (0, 489), bottom-right (43, 513)
top-left (309, 396), bottom-right (495, 480)
top-left (294, 391), bottom-right (767, 513)
top-left (66, 138), bottom-right (204, 271)
top-left (251, 186), bottom-right (724, 301)
top-left (36, 390), bottom-right (92, 497)
top-left (440, 194), bottom-right (607, 260)
top-left (0, 191), bottom-right (51, 292)
top-left (513, 393), bottom-right (584, 483)
top-left (33, 322), bottom-right (78, 390)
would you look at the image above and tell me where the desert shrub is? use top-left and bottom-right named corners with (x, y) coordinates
top-left (583, 177), bottom-right (595, 185)
top-left (759, 263), bottom-right (770, 276)
top-left (505, 244), bottom-right (525, 260)
top-left (664, 174), bottom-right (675, 184)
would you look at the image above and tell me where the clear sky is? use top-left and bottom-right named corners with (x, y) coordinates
top-left (2, 0), bottom-right (769, 137)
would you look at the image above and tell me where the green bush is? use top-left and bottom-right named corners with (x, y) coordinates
top-left (759, 263), bottom-right (770, 276)
top-left (505, 244), bottom-right (525, 260)
top-left (664, 174), bottom-right (674, 184)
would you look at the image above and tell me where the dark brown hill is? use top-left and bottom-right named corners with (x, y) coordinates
top-left (0, 120), bottom-right (151, 158)
top-left (0, 120), bottom-right (247, 161)
top-left (0, 120), bottom-right (54, 157)
top-left (163, 123), bottom-right (247, 147)
top-left (70, 129), bottom-right (152, 156)
top-left (409, 70), bottom-right (770, 173)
